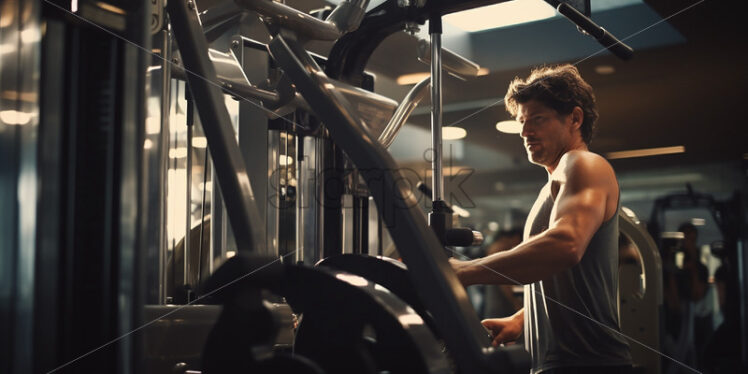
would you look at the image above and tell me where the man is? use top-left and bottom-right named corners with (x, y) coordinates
top-left (450, 65), bottom-right (633, 373)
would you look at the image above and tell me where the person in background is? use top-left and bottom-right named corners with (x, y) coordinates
top-left (481, 229), bottom-right (523, 320)
top-left (661, 222), bottom-right (713, 373)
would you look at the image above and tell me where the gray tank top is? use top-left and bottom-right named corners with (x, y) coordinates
top-left (523, 182), bottom-right (632, 373)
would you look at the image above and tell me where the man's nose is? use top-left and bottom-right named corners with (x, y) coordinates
top-left (520, 121), bottom-right (531, 138)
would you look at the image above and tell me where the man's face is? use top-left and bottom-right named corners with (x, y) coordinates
top-left (516, 100), bottom-right (576, 168)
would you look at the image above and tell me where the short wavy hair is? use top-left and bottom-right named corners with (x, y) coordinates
top-left (505, 64), bottom-right (598, 145)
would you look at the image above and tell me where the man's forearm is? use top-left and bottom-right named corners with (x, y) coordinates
top-left (457, 228), bottom-right (580, 286)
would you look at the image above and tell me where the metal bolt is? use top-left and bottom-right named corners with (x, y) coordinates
top-left (187, 0), bottom-right (195, 10)
top-left (231, 40), bottom-right (240, 49)
top-left (172, 57), bottom-right (179, 64)
top-left (404, 22), bottom-right (420, 35)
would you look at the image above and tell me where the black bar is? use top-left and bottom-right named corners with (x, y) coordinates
top-left (352, 194), bottom-right (361, 254)
top-left (166, 0), bottom-right (264, 252)
top-left (557, 2), bottom-right (633, 61)
top-left (361, 196), bottom-right (369, 254)
top-left (544, 0), bottom-right (590, 17)
top-left (323, 144), bottom-right (344, 258)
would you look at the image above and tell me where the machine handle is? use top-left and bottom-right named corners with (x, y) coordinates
top-left (557, 2), bottom-right (633, 61)
top-left (446, 228), bottom-right (484, 247)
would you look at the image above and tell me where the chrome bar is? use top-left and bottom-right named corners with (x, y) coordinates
top-left (378, 76), bottom-right (430, 149)
top-left (185, 107), bottom-right (193, 289)
top-left (234, 0), bottom-right (341, 40)
top-left (326, 0), bottom-right (370, 34)
top-left (430, 31), bottom-right (443, 201)
top-left (417, 39), bottom-right (481, 78)
top-left (159, 29), bottom-right (172, 304)
top-left (333, 79), bottom-right (398, 139)
top-left (171, 60), bottom-right (280, 104)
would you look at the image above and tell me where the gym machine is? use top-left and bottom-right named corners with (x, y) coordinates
top-left (648, 186), bottom-right (747, 373)
top-left (0, 0), bottom-right (662, 373)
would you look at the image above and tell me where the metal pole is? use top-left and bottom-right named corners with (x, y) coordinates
top-left (185, 90), bottom-right (194, 296)
top-left (159, 29), bottom-right (172, 304)
top-left (430, 18), bottom-right (443, 202)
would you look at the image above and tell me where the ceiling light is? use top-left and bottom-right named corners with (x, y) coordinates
top-left (20, 28), bottom-right (40, 43)
top-left (443, 0), bottom-right (556, 32)
top-left (95, 1), bottom-right (126, 15)
top-left (606, 145), bottom-right (685, 160)
top-left (442, 126), bottom-right (467, 140)
top-left (425, 166), bottom-right (470, 177)
top-left (397, 72), bottom-right (430, 85)
top-left (143, 139), bottom-right (154, 150)
top-left (661, 231), bottom-right (685, 239)
top-left (398, 68), bottom-right (489, 84)
top-left (169, 148), bottom-right (188, 158)
top-left (193, 136), bottom-right (208, 148)
top-left (595, 65), bottom-right (615, 74)
top-left (279, 155), bottom-right (294, 166)
top-left (0, 110), bottom-right (33, 125)
top-left (691, 218), bottom-right (706, 226)
top-left (145, 116), bottom-right (160, 134)
top-left (496, 120), bottom-right (522, 134)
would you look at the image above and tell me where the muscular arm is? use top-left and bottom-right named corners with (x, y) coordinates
top-left (453, 152), bottom-right (617, 286)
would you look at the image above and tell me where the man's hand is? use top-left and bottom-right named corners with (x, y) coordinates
top-left (482, 309), bottom-right (524, 346)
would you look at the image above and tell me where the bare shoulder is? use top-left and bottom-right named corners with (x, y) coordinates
top-left (554, 150), bottom-right (616, 186)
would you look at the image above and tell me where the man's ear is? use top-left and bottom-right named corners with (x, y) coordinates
top-left (570, 106), bottom-right (583, 130)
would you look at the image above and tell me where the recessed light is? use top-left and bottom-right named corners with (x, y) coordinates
top-left (661, 231), bottom-right (685, 239)
top-left (279, 155), bottom-right (294, 166)
top-left (145, 116), bottom-right (161, 134)
top-left (0, 110), bottom-right (33, 126)
top-left (443, 126), bottom-right (467, 140)
top-left (595, 65), bottom-right (615, 75)
top-left (444, 0), bottom-right (556, 32)
top-left (496, 120), bottom-right (522, 134)
top-left (193, 136), bottom-right (207, 148)
top-left (397, 72), bottom-right (430, 85)
top-left (169, 148), bottom-right (188, 158)
top-left (605, 145), bottom-right (685, 159)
